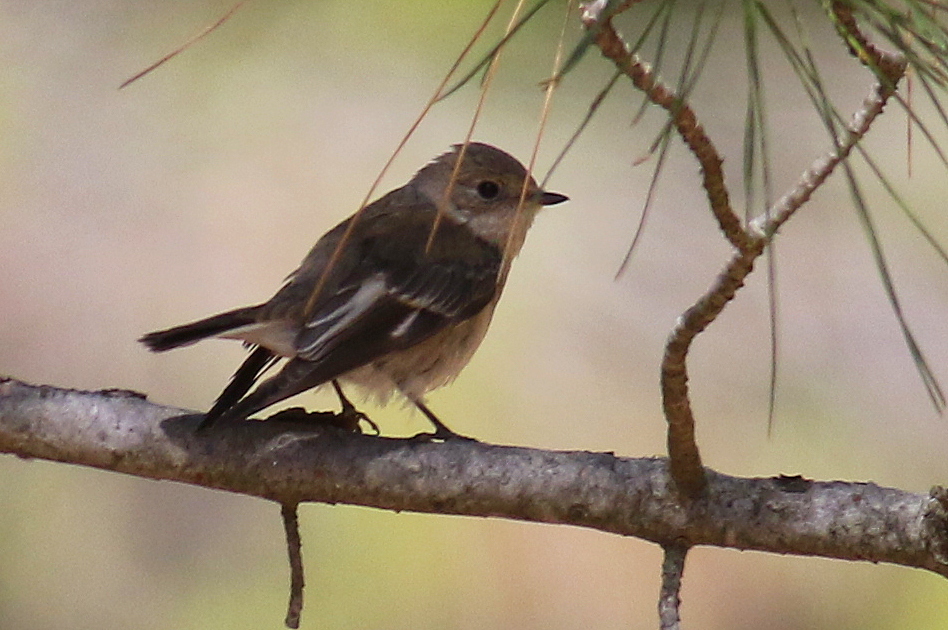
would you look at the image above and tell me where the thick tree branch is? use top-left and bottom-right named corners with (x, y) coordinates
top-left (2, 377), bottom-right (947, 578)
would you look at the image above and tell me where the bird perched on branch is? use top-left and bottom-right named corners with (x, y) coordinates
top-left (141, 142), bottom-right (568, 438)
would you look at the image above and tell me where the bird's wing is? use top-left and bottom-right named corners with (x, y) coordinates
top-left (210, 191), bottom-right (503, 426)
top-left (293, 211), bottom-right (501, 372)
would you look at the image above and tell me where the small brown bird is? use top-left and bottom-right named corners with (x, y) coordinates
top-left (141, 142), bottom-right (568, 437)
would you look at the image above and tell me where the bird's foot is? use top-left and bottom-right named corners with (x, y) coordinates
top-left (408, 425), bottom-right (478, 442)
top-left (331, 380), bottom-right (380, 435)
top-left (408, 398), bottom-right (477, 442)
top-left (336, 403), bottom-right (380, 435)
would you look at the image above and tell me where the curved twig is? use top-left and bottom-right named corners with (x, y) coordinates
top-left (585, 4), bottom-right (908, 499)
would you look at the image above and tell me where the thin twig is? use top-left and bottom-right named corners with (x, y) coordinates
top-left (587, 4), bottom-right (908, 498)
top-left (583, 9), bottom-right (745, 496)
top-left (663, 66), bottom-right (904, 495)
top-left (658, 544), bottom-right (689, 630)
top-left (829, 1), bottom-right (906, 81)
top-left (504, 0), bottom-right (574, 270)
top-left (583, 12), bottom-right (751, 253)
top-left (661, 244), bottom-right (761, 496)
top-left (754, 61), bottom-right (906, 239)
top-left (282, 503), bottom-right (305, 629)
top-left (427, 0), bottom-right (525, 255)
top-left (119, 2), bottom-right (248, 89)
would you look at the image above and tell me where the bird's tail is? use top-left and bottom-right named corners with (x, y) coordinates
top-left (139, 305), bottom-right (262, 352)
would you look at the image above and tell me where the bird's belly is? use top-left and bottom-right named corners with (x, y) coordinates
top-left (340, 306), bottom-right (495, 403)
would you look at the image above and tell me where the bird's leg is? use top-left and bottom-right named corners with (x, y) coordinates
top-left (331, 380), bottom-right (379, 435)
top-left (409, 398), bottom-right (476, 441)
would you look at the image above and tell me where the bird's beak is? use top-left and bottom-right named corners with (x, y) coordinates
top-left (539, 191), bottom-right (569, 206)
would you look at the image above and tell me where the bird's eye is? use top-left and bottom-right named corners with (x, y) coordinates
top-left (476, 180), bottom-right (501, 200)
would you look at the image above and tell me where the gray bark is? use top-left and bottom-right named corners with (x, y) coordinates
top-left (1, 376), bottom-right (946, 578)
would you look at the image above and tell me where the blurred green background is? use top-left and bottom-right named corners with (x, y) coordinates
top-left (2, 1), bottom-right (948, 628)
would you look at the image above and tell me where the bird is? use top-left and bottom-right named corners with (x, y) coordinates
top-left (140, 142), bottom-right (568, 437)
